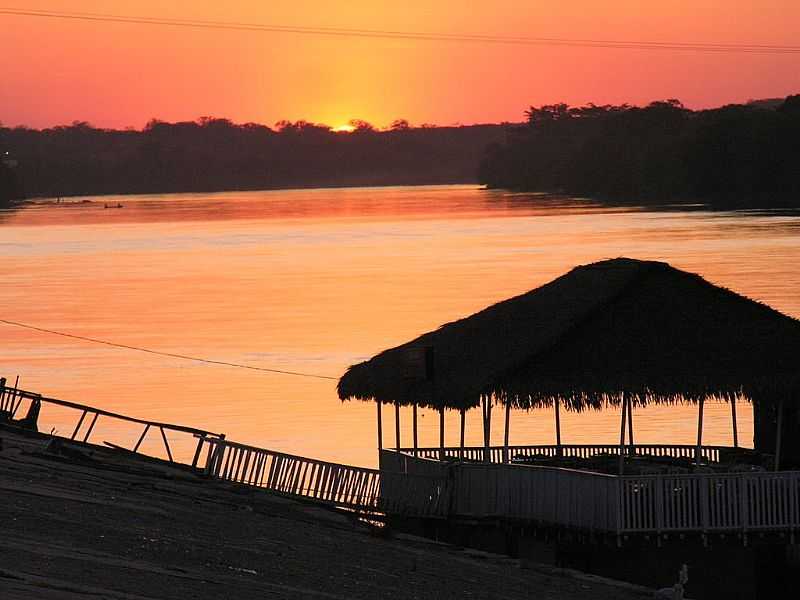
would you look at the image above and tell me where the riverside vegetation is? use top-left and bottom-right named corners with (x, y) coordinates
top-left (478, 95), bottom-right (800, 209)
top-left (0, 119), bottom-right (504, 199)
top-left (4, 95), bottom-right (799, 210)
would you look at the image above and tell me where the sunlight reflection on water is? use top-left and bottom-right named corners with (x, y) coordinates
top-left (2, 185), bottom-right (799, 466)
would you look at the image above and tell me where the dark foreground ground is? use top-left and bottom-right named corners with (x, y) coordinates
top-left (0, 428), bottom-right (653, 600)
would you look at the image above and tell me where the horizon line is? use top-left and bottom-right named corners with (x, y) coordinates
top-left (2, 94), bottom-right (796, 132)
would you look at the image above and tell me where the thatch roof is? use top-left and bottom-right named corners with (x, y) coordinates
top-left (337, 258), bottom-right (800, 411)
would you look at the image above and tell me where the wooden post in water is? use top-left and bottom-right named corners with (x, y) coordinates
top-left (413, 404), bottom-right (419, 457)
top-left (627, 396), bottom-right (635, 456)
top-left (482, 395), bottom-right (493, 463)
top-left (775, 397), bottom-right (785, 471)
top-left (395, 402), bottom-right (401, 451)
top-left (9, 375), bottom-right (20, 417)
top-left (731, 394), bottom-right (739, 448)
top-left (376, 401), bottom-right (383, 451)
top-left (554, 398), bottom-right (562, 458)
top-left (481, 396), bottom-right (487, 462)
top-left (618, 393), bottom-right (627, 475)
top-left (439, 407), bottom-right (445, 461)
top-left (459, 408), bottom-right (465, 460)
top-left (503, 401), bottom-right (511, 463)
top-left (695, 396), bottom-right (705, 464)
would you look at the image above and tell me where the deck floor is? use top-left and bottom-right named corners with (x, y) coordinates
top-left (0, 428), bottom-right (652, 600)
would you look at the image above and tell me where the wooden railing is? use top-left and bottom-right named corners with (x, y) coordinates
top-left (0, 378), bottom-right (224, 466)
top-left (384, 447), bottom-right (800, 536)
top-left (618, 471), bottom-right (800, 534)
top-left (451, 462), bottom-right (620, 531)
top-left (6, 377), bottom-right (797, 537)
top-left (0, 378), bottom-right (450, 517)
top-left (199, 438), bottom-right (450, 517)
top-left (400, 444), bottom-right (727, 464)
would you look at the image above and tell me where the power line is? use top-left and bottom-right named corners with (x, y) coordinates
top-left (2, 7), bottom-right (800, 54)
top-left (0, 318), bottom-right (338, 380)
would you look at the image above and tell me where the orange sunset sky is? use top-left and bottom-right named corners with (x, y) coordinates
top-left (2, 1), bottom-right (799, 130)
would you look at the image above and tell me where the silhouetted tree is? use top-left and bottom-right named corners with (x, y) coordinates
top-left (348, 119), bottom-right (376, 133)
top-left (479, 95), bottom-right (800, 209)
top-left (0, 157), bottom-right (22, 207)
top-left (0, 118), bottom-right (506, 198)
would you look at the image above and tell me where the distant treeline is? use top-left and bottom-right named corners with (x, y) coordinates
top-left (0, 119), bottom-right (506, 199)
top-left (478, 96), bottom-right (800, 208)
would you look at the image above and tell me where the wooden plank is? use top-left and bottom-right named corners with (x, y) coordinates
top-left (503, 402), bottom-right (510, 463)
top-left (133, 424), bottom-right (150, 453)
top-left (9, 375), bottom-right (20, 416)
top-left (376, 402), bottom-right (383, 451)
top-left (413, 404), bottom-right (418, 457)
top-left (459, 408), bottom-right (465, 460)
top-left (222, 446), bottom-right (235, 480)
top-left (7, 385), bottom-right (222, 438)
top-left (248, 452), bottom-right (261, 485)
top-left (695, 397), bottom-right (705, 464)
top-left (191, 434), bottom-right (206, 469)
top-left (775, 397), bottom-right (785, 471)
top-left (439, 407), bottom-right (445, 461)
top-left (554, 398), bottom-right (562, 457)
top-left (627, 397), bottom-right (634, 455)
top-left (159, 426), bottom-right (174, 463)
top-left (395, 402), bottom-right (401, 451)
top-left (257, 453), bottom-right (269, 486)
top-left (618, 394), bottom-right (627, 475)
top-left (81, 412), bottom-right (99, 443)
top-left (70, 410), bottom-right (88, 441)
top-left (266, 454), bottom-right (280, 488)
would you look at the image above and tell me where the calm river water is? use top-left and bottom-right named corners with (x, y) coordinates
top-left (2, 185), bottom-right (799, 466)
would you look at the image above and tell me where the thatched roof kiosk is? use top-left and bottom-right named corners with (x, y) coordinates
top-left (338, 258), bottom-right (800, 465)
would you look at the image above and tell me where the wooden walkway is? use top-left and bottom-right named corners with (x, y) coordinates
top-left (198, 437), bottom-right (450, 517)
top-left (0, 380), bottom-right (449, 518)
top-left (387, 446), bottom-right (800, 539)
top-left (4, 379), bottom-right (800, 542)
top-left (0, 378), bottom-right (224, 467)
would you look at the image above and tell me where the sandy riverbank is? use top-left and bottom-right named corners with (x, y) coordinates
top-left (0, 427), bottom-right (652, 599)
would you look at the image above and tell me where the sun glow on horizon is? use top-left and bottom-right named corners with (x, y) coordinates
top-left (4, 1), bottom-right (800, 129)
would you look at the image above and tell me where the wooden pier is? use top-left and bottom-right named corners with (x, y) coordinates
top-left (198, 436), bottom-right (450, 517)
top-left (0, 377), bottom-right (224, 467)
top-left (4, 378), bottom-right (800, 542)
top-left (0, 379), bottom-right (448, 519)
top-left (381, 445), bottom-right (800, 540)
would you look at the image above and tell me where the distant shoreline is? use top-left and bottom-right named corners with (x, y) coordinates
top-left (1, 120), bottom-right (506, 202)
top-left (479, 96), bottom-right (800, 211)
top-left (15, 179), bottom-right (480, 203)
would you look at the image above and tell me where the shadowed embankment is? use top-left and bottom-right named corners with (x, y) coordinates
top-left (0, 428), bottom-right (652, 600)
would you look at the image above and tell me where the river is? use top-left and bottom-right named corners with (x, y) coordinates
top-left (2, 185), bottom-right (799, 466)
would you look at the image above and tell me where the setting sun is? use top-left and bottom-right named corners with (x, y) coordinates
top-left (3, 3), bottom-right (800, 597)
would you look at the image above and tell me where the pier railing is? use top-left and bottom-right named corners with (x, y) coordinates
top-left (6, 378), bottom-right (799, 538)
top-left (383, 447), bottom-right (800, 536)
top-left (618, 470), bottom-right (800, 534)
top-left (0, 378), bottom-right (449, 517)
top-left (399, 443), bottom-right (727, 464)
top-left (0, 378), bottom-right (224, 466)
top-left (198, 438), bottom-right (450, 517)
top-left (451, 461), bottom-right (621, 531)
